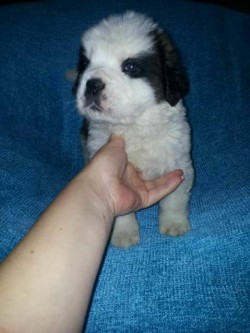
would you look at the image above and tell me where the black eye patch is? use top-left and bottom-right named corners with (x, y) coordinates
top-left (121, 52), bottom-right (167, 103)
top-left (121, 58), bottom-right (144, 78)
top-left (78, 46), bottom-right (90, 75)
top-left (72, 46), bottom-right (90, 95)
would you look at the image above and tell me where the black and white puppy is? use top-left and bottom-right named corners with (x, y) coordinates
top-left (73, 12), bottom-right (194, 248)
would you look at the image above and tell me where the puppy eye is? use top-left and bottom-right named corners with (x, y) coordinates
top-left (122, 59), bottom-right (142, 78)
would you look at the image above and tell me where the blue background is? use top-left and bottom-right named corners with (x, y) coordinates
top-left (0, 0), bottom-right (249, 331)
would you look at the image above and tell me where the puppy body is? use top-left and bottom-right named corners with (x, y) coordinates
top-left (75, 12), bottom-right (194, 247)
top-left (86, 102), bottom-right (191, 180)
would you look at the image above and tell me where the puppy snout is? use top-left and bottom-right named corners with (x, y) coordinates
top-left (85, 78), bottom-right (105, 96)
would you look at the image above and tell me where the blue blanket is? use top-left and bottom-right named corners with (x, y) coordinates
top-left (0, 0), bottom-right (249, 331)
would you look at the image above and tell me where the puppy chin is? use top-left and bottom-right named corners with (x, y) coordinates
top-left (77, 94), bottom-right (132, 124)
top-left (78, 103), bottom-right (105, 120)
top-left (79, 103), bottom-right (140, 125)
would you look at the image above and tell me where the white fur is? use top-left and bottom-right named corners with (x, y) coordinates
top-left (76, 12), bottom-right (194, 247)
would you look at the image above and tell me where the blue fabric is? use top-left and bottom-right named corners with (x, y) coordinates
top-left (0, 0), bottom-right (250, 331)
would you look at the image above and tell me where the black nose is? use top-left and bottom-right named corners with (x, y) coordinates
top-left (85, 78), bottom-right (105, 96)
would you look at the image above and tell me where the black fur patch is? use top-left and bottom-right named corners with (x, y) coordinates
top-left (72, 46), bottom-right (90, 95)
top-left (120, 53), bottom-right (165, 101)
top-left (80, 118), bottom-right (89, 142)
top-left (150, 29), bottom-right (189, 106)
top-left (120, 30), bottom-right (188, 106)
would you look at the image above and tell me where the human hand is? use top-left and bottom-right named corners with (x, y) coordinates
top-left (83, 135), bottom-right (184, 217)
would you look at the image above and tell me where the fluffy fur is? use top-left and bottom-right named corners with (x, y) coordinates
top-left (74, 12), bottom-right (194, 248)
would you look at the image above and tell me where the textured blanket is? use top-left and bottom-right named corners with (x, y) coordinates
top-left (0, 0), bottom-right (249, 331)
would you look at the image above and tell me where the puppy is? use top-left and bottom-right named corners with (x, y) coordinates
top-left (73, 12), bottom-right (194, 248)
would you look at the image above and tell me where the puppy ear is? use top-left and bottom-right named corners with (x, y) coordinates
top-left (153, 29), bottom-right (189, 106)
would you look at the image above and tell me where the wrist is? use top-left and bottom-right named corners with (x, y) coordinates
top-left (76, 168), bottom-right (115, 235)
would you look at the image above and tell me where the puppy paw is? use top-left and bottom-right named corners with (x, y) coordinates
top-left (111, 224), bottom-right (140, 248)
top-left (159, 216), bottom-right (190, 237)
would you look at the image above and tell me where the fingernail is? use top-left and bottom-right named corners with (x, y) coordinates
top-left (181, 175), bottom-right (185, 181)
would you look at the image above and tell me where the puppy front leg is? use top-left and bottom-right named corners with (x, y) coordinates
top-left (159, 181), bottom-right (191, 236)
top-left (111, 213), bottom-right (140, 248)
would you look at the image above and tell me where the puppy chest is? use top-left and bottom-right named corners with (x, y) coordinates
top-left (87, 124), bottom-right (182, 179)
top-left (125, 141), bottom-right (173, 180)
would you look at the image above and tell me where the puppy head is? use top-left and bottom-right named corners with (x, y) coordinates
top-left (74, 12), bottom-right (188, 124)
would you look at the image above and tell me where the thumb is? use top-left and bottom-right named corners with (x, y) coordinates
top-left (144, 170), bottom-right (184, 208)
top-left (108, 134), bottom-right (125, 148)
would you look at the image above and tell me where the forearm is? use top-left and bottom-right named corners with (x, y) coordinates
top-left (0, 169), bottom-right (114, 333)
top-left (0, 134), bottom-right (182, 333)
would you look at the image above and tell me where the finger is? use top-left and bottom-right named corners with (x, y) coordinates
top-left (93, 134), bottom-right (125, 160)
top-left (108, 134), bottom-right (125, 148)
top-left (144, 170), bottom-right (184, 191)
top-left (144, 172), bottom-right (184, 208)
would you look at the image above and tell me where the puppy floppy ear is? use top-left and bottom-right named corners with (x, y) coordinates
top-left (153, 29), bottom-right (189, 106)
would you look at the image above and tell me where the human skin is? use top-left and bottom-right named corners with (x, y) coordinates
top-left (0, 135), bottom-right (183, 333)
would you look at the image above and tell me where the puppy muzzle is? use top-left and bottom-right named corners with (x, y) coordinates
top-left (84, 78), bottom-right (105, 111)
top-left (85, 78), bottom-right (105, 95)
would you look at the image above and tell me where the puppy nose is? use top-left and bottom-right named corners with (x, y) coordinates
top-left (85, 78), bottom-right (105, 96)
